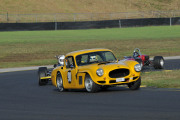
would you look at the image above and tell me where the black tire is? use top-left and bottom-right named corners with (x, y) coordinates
top-left (153, 56), bottom-right (164, 69)
top-left (128, 77), bottom-right (141, 90)
top-left (38, 67), bottom-right (47, 86)
top-left (135, 59), bottom-right (143, 69)
top-left (56, 72), bottom-right (65, 92)
top-left (85, 74), bottom-right (100, 93)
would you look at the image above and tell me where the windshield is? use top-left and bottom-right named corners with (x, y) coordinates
top-left (76, 51), bottom-right (117, 66)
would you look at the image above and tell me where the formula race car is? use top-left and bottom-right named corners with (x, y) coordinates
top-left (38, 48), bottom-right (142, 93)
top-left (123, 48), bottom-right (164, 69)
top-left (38, 55), bottom-right (65, 86)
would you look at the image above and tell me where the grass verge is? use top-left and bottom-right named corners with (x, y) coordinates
top-left (0, 26), bottom-right (180, 68)
top-left (141, 70), bottom-right (180, 88)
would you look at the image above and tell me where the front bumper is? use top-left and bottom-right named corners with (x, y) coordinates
top-left (96, 76), bottom-right (140, 85)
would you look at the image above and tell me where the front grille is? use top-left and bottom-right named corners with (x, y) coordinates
top-left (109, 69), bottom-right (130, 78)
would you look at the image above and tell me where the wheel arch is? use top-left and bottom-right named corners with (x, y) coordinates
top-left (80, 71), bottom-right (95, 83)
top-left (54, 71), bottom-right (63, 87)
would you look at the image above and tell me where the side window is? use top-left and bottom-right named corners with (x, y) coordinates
top-left (76, 54), bottom-right (88, 66)
top-left (65, 56), bottom-right (75, 68)
top-left (81, 55), bottom-right (88, 63)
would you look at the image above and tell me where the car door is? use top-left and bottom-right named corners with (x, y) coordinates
top-left (64, 56), bottom-right (77, 88)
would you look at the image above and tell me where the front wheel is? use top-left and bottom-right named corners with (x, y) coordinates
top-left (153, 56), bottom-right (164, 69)
top-left (56, 72), bottom-right (65, 92)
top-left (38, 67), bottom-right (48, 86)
top-left (85, 75), bottom-right (99, 93)
top-left (128, 77), bottom-right (141, 90)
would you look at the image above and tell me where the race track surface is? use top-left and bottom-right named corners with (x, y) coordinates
top-left (142, 59), bottom-right (180, 72)
top-left (0, 59), bottom-right (180, 120)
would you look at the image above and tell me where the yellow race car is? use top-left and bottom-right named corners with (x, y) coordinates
top-left (38, 48), bottom-right (142, 93)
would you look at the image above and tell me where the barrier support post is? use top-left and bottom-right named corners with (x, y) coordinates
top-left (170, 17), bottom-right (172, 26)
top-left (119, 20), bottom-right (122, 28)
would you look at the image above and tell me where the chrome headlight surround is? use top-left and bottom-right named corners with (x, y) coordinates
top-left (134, 64), bottom-right (141, 72)
top-left (96, 68), bottom-right (104, 77)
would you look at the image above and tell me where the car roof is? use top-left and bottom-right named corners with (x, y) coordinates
top-left (66, 48), bottom-right (112, 57)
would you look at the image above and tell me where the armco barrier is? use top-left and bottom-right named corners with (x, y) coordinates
top-left (0, 17), bottom-right (180, 31)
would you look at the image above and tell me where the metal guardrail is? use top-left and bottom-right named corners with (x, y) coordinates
top-left (0, 11), bottom-right (180, 23)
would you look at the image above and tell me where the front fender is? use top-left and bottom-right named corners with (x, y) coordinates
top-left (78, 69), bottom-right (101, 85)
top-left (123, 60), bottom-right (141, 73)
top-left (51, 66), bottom-right (64, 87)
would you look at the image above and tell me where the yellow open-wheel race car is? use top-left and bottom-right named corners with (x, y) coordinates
top-left (38, 48), bottom-right (142, 93)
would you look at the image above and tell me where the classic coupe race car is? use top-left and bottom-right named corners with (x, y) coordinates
top-left (38, 48), bottom-right (142, 93)
top-left (124, 48), bottom-right (164, 69)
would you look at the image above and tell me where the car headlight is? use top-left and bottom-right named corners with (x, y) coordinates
top-left (96, 68), bottom-right (104, 76)
top-left (134, 64), bottom-right (141, 72)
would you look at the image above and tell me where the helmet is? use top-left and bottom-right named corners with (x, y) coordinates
top-left (90, 56), bottom-right (97, 62)
top-left (58, 55), bottom-right (65, 65)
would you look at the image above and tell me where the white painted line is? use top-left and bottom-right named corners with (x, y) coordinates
top-left (150, 56), bottom-right (180, 60)
top-left (0, 65), bottom-right (53, 73)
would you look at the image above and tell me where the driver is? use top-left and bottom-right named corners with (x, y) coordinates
top-left (133, 51), bottom-right (139, 58)
top-left (90, 56), bottom-right (97, 62)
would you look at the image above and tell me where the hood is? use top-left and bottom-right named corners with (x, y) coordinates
top-left (77, 61), bottom-right (130, 74)
top-left (99, 61), bottom-right (129, 71)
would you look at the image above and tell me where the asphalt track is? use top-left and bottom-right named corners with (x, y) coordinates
top-left (143, 59), bottom-right (180, 72)
top-left (0, 59), bottom-right (180, 120)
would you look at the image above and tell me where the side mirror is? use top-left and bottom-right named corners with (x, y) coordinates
top-left (54, 64), bottom-right (57, 68)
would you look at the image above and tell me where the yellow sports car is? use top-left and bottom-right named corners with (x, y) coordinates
top-left (38, 48), bottom-right (142, 93)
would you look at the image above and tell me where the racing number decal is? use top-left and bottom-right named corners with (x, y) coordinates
top-left (67, 70), bottom-right (71, 83)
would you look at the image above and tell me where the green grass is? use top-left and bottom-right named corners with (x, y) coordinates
top-left (0, 26), bottom-right (180, 68)
top-left (142, 70), bottom-right (180, 88)
top-left (0, 26), bottom-right (180, 44)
